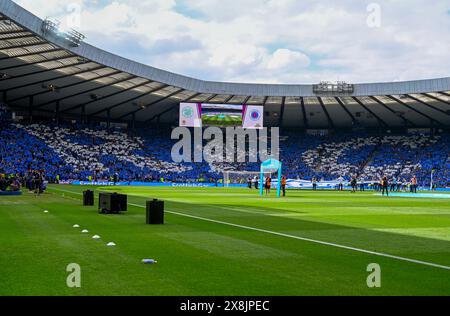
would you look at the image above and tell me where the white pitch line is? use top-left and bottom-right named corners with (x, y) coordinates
top-left (49, 187), bottom-right (450, 271)
top-left (128, 203), bottom-right (450, 271)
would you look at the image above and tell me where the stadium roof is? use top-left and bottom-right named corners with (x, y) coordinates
top-left (1, 0), bottom-right (450, 128)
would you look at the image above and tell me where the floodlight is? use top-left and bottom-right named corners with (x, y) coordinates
top-left (41, 18), bottom-right (85, 47)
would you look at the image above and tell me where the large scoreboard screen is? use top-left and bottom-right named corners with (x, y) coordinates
top-left (202, 104), bottom-right (243, 127)
top-left (179, 103), bottom-right (263, 129)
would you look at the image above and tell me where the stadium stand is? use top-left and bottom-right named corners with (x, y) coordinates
top-left (301, 133), bottom-right (445, 183)
top-left (14, 122), bottom-right (190, 181)
top-left (0, 0), bottom-right (448, 189)
top-left (1, 110), bottom-right (448, 187)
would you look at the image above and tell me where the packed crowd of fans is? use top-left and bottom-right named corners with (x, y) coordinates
top-left (17, 122), bottom-right (191, 182)
top-left (0, 110), bottom-right (449, 189)
top-left (301, 133), bottom-right (446, 185)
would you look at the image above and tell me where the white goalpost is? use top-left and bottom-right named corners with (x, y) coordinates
top-left (222, 170), bottom-right (260, 188)
top-left (222, 169), bottom-right (280, 189)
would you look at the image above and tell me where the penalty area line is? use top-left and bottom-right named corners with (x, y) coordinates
top-left (48, 187), bottom-right (450, 271)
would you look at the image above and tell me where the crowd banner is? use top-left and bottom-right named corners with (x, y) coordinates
top-left (67, 180), bottom-right (450, 191)
top-left (71, 181), bottom-right (245, 188)
top-left (272, 179), bottom-right (343, 189)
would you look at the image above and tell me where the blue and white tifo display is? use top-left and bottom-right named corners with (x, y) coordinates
top-left (179, 103), bottom-right (264, 129)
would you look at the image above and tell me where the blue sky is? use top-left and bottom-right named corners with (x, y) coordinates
top-left (174, 0), bottom-right (206, 20)
top-left (14, 0), bottom-right (450, 84)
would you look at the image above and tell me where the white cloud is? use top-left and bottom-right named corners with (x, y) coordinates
top-left (12, 0), bottom-right (450, 84)
top-left (266, 49), bottom-right (310, 70)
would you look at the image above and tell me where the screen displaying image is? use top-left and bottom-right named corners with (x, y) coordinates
top-left (179, 103), bottom-right (263, 128)
top-left (201, 104), bottom-right (243, 127)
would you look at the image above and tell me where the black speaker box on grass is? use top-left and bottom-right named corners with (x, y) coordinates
top-left (83, 190), bottom-right (94, 206)
top-left (98, 192), bottom-right (127, 214)
top-left (146, 199), bottom-right (164, 224)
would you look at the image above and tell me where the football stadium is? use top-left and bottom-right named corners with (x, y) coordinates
top-left (0, 0), bottom-right (450, 302)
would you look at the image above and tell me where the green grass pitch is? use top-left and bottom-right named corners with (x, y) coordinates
top-left (0, 185), bottom-right (449, 296)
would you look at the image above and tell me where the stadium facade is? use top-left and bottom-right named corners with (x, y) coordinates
top-left (0, 0), bottom-right (450, 129)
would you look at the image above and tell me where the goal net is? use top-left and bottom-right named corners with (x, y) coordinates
top-left (222, 170), bottom-right (278, 188)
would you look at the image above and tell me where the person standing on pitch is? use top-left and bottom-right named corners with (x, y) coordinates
top-left (337, 176), bottom-right (344, 191)
top-left (312, 176), bottom-right (318, 191)
top-left (351, 176), bottom-right (357, 193)
top-left (265, 176), bottom-right (271, 196)
top-left (401, 178), bottom-right (407, 192)
top-left (381, 176), bottom-right (389, 197)
top-left (281, 176), bottom-right (287, 197)
top-left (254, 176), bottom-right (259, 190)
top-left (411, 175), bottom-right (418, 193)
top-left (359, 178), bottom-right (366, 191)
top-left (390, 178), bottom-right (397, 192)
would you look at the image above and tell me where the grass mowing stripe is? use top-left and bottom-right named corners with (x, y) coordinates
top-left (49, 187), bottom-right (450, 271)
top-left (130, 204), bottom-right (450, 271)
